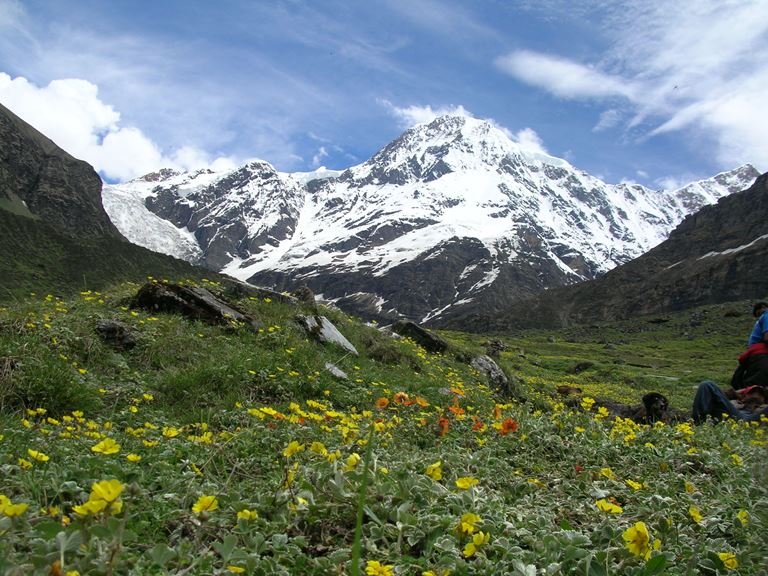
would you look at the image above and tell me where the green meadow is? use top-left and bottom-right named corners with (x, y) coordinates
top-left (0, 280), bottom-right (765, 575)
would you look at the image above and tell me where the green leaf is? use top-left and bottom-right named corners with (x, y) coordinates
top-left (641, 554), bottom-right (667, 576)
top-left (149, 543), bottom-right (177, 566)
top-left (55, 530), bottom-right (82, 553)
top-left (213, 534), bottom-right (238, 562)
top-left (34, 520), bottom-right (62, 539)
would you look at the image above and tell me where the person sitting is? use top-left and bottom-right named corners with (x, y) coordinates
top-left (748, 301), bottom-right (768, 347)
top-left (692, 380), bottom-right (768, 424)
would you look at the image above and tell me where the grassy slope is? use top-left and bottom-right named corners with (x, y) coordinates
top-left (0, 209), bottom-right (216, 302)
top-left (0, 280), bottom-right (765, 575)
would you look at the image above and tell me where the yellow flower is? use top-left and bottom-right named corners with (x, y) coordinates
top-left (425, 461), bottom-right (442, 481)
top-left (344, 453), bottom-right (361, 471)
top-left (684, 481), bottom-right (696, 493)
top-left (737, 510), bottom-right (749, 525)
top-left (3, 502), bottom-right (29, 517)
top-left (365, 560), bottom-right (394, 575)
top-left (625, 479), bottom-right (643, 491)
top-left (595, 406), bottom-right (609, 419)
top-left (91, 438), bottom-right (120, 455)
top-left (73, 499), bottom-right (108, 516)
top-left (126, 453), bottom-right (142, 462)
top-left (192, 495), bottom-right (218, 514)
top-left (227, 566), bottom-right (246, 574)
top-left (283, 440), bottom-right (305, 458)
top-left (595, 499), bottom-right (623, 514)
top-left (455, 477), bottom-right (479, 490)
top-left (91, 479), bottom-right (124, 503)
top-left (27, 449), bottom-right (50, 462)
top-left (730, 453), bottom-right (743, 466)
top-left (162, 426), bottom-right (180, 438)
top-left (581, 397), bottom-right (596, 411)
top-left (309, 441), bottom-right (328, 456)
top-left (623, 521), bottom-right (651, 560)
top-left (18, 458), bottom-right (33, 469)
top-left (458, 512), bottom-right (481, 535)
top-left (463, 531), bottom-right (490, 558)
top-left (718, 552), bottom-right (739, 570)
top-left (237, 508), bottom-right (258, 520)
top-left (600, 467), bottom-right (616, 480)
top-left (688, 506), bottom-right (703, 524)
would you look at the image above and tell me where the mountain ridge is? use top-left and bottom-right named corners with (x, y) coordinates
top-left (103, 115), bottom-right (759, 325)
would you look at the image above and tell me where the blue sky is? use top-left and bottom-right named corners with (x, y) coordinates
top-left (1, 0), bottom-right (766, 186)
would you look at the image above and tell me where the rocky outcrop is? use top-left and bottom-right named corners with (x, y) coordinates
top-left (470, 355), bottom-right (522, 399)
top-left (132, 282), bottom-right (262, 331)
top-left (0, 103), bottom-right (123, 239)
top-left (95, 319), bottom-right (136, 351)
top-left (391, 320), bottom-right (448, 353)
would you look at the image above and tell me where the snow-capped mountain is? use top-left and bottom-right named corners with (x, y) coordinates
top-left (102, 115), bottom-right (760, 326)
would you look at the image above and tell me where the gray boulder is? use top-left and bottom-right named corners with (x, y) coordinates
top-left (296, 315), bottom-right (358, 356)
top-left (471, 354), bottom-right (523, 399)
top-left (324, 362), bottom-right (349, 380)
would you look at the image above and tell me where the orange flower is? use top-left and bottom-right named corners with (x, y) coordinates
top-left (472, 417), bottom-right (485, 431)
top-left (415, 396), bottom-right (430, 407)
top-left (499, 418), bottom-right (519, 435)
top-left (437, 417), bottom-right (450, 437)
top-left (448, 398), bottom-right (465, 416)
top-left (375, 397), bottom-right (390, 409)
top-left (493, 404), bottom-right (503, 420)
top-left (393, 392), bottom-right (410, 405)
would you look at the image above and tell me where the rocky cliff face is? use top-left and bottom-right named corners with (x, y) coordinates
top-left (457, 172), bottom-right (768, 332)
top-left (0, 103), bottom-right (123, 239)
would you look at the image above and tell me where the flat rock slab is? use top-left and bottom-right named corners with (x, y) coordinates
top-left (221, 279), bottom-right (299, 305)
top-left (133, 282), bottom-right (261, 331)
top-left (392, 320), bottom-right (448, 353)
top-left (324, 362), bottom-right (349, 380)
top-left (296, 315), bottom-right (358, 356)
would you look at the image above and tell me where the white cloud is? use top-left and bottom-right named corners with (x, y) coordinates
top-left (0, 74), bottom-right (240, 181)
top-left (593, 109), bottom-right (622, 132)
top-left (495, 1), bottom-right (768, 170)
top-left (511, 128), bottom-right (548, 155)
top-left (495, 50), bottom-right (637, 100)
top-left (311, 146), bottom-right (329, 168)
top-left (380, 99), bottom-right (473, 128)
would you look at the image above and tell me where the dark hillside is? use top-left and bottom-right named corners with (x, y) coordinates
top-left (0, 103), bottom-right (223, 300)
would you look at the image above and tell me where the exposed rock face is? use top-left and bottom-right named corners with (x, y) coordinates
top-left (139, 161), bottom-right (305, 270)
top-left (0, 103), bottom-right (123, 239)
top-left (464, 172), bottom-right (768, 331)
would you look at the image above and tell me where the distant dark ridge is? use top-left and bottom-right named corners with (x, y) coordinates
top-left (438, 172), bottom-right (768, 332)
